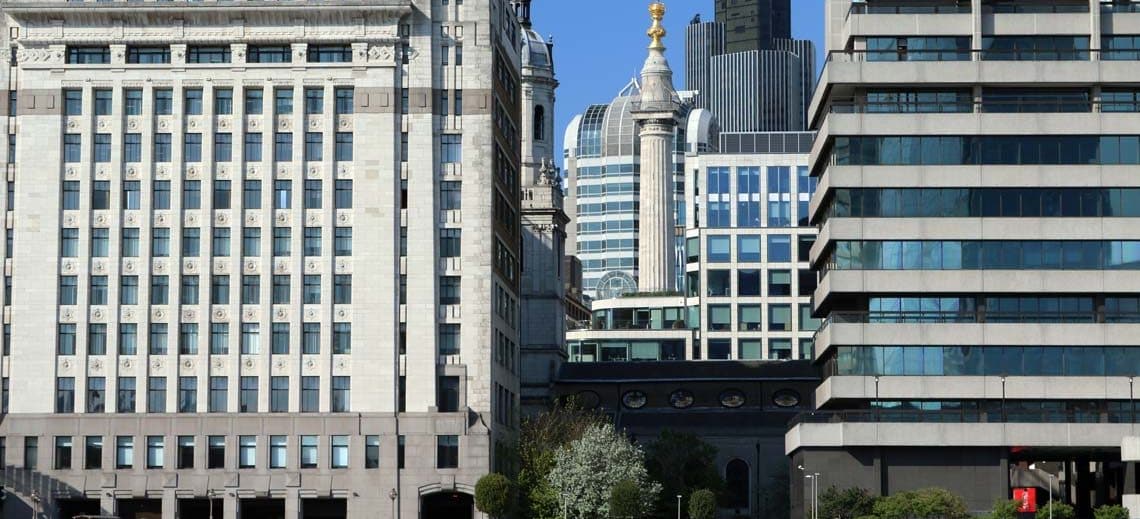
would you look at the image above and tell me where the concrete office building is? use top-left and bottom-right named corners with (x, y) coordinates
top-left (788, 0), bottom-right (1140, 517)
top-left (685, 0), bottom-right (815, 133)
top-left (0, 0), bottom-right (526, 517)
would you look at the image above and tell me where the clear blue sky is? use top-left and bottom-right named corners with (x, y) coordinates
top-left (529, 0), bottom-right (827, 169)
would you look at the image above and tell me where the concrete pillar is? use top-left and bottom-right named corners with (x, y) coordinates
top-left (285, 490), bottom-right (300, 519)
top-left (99, 494), bottom-right (116, 517)
top-left (162, 491), bottom-right (178, 518)
top-left (636, 120), bottom-right (675, 293)
top-left (224, 494), bottom-right (239, 519)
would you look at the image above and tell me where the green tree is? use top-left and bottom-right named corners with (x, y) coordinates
top-left (689, 489), bottom-right (717, 519)
top-left (1094, 504), bottom-right (1130, 519)
top-left (1036, 501), bottom-right (1074, 519)
top-left (985, 499), bottom-right (1020, 519)
top-left (818, 486), bottom-right (876, 519)
top-left (548, 423), bottom-right (662, 519)
top-left (644, 430), bottom-right (724, 517)
top-left (610, 479), bottom-right (644, 519)
top-left (518, 401), bottom-right (610, 519)
top-left (475, 473), bottom-right (514, 518)
top-left (872, 488), bottom-right (969, 519)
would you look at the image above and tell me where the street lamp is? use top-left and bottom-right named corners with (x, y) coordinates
top-left (1048, 473), bottom-right (1057, 519)
top-left (388, 488), bottom-right (398, 519)
top-left (813, 472), bottom-right (821, 519)
top-left (676, 494), bottom-right (682, 519)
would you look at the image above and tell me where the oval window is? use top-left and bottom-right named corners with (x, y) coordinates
top-left (572, 390), bottom-right (601, 409)
top-left (622, 390), bottom-right (647, 409)
top-left (772, 389), bottom-right (801, 408)
top-left (719, 389), bottom-right (746, 408)
top-left (669, 389), bottom-right (695, 409)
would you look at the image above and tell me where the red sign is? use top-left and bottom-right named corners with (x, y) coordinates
top-left (1014, 488), bottom-right (1037, 513)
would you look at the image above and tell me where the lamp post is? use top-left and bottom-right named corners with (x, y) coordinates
top-left (813, 472), bottom-right (821, 519)
top-left (676, 494), bottom-right (682, 519)
top-left (804, 475), bottom-right (814, 519)
top-left (1049, 473), bottom-right (1056, 519)
top-left (388, 488), bottom-right (398, 519)
top-left (207, 489), bottom-right (214, 519)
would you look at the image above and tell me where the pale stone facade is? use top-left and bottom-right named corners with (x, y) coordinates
top-left (0, 1), bottom-right (524, 518)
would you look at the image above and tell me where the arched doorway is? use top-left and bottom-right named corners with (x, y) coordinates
top-left (421, 492), bottom-right (473, 519)
top-left (725, 458), bottom-right (751, 510)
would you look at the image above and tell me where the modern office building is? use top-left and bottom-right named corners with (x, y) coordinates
top-left (0, 0), bottom-right (525, 517)
top-left (685, 1), bottom-right (815, 133)
top-left (566, 131), bottom-right (817, 364)
top-left (788, 0), bottom-right (1140, 517)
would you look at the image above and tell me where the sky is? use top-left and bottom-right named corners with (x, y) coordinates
top-left (528, 0), bottom-right (827, 169)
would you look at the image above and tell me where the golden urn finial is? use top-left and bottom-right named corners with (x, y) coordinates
top-left (648, 2), bottom-right (667, 50)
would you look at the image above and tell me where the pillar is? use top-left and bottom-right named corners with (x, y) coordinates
top-left (636, 119), bottom-right (676, 293)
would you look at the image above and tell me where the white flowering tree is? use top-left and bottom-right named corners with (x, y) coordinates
top-left (548, 423), bottom-right (663, 518)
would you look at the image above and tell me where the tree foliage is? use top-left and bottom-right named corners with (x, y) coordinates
top-left (871, 488), bottom-right (970, 519)
top-left (1094, 504), bottom-right (1130, 519)
top-left (984, 499), bottom-right (1021, 519)
top-left (548, 423), bottom-right (662, 519)
top-left (644, 430), bottom-right (724, 517)
top-left (610, 479), bottom-right (644, 519)
top-left (1036, 501), bottom-right (1075, 519)
top-left (518, 401), bottom-right (610, 519)
top-left (475, 473), bottom-right (514, 518)
top-left (689, 489), bottom-right (718, 519)
top-left (818, 486), bottom-right (877, 519)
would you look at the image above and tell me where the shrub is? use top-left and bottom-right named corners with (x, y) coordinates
top-left (1036, 501), bottom-right (1075, 519)
top-left (610, 479), bottom-right (642, 519)
top-left (689, 489), bottom-right (717, 519)
top-left (1094, 504), bottom-right (1130, 519)
top-left (475, 473), bottom-right (514, 518)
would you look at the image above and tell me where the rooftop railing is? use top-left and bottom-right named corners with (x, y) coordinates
top-left (818, 310), bottom-right (1140, 327)
top-left (822, 48), bottom-right (1140, 63)
top-left (789, 409), bottom-right (1125, 426)
top-left (826, 98), bottom-right (1133, 114)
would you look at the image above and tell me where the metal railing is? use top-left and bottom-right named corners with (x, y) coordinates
top-left (826, 98), bottom-right (1136, 114)
top-left (789, 409), bottom-right (1128, 427)
top-left (1103, 2), bottom-right (1140, 13)
top-left (820, 310), bottom-right (1140, 325)
top-left (822, 49), bottom-right (1140, 63)
top-left (567, 319), bottom-right (691, 331)
top-left (848, 3), bottom-right (972, 16)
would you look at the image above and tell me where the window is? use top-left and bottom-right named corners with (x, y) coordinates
top-left (300, 435), bottom-right (318, 468)
top-left (56, 377), bottom-right (75, 412)
top-left (441, 229), bottom-right (461, 257)
top-left (304, 179), bottom-right (322, 209)
top-left (63, 181), bottom-right (81, 210)
top-left (177, 436), bottom-right (194, 469)
top-left (92, 228), bottom-right (110, 257)
top-left (152, 180), bottom-right (172, 210)
top-left (303, 323), bottom-right (320, 354)
top-left (769, 304), bottom-right (792, 331)
top-left (769, 339), bottom-right (792, 360)
top-left (152, 228), bottom-right (171, 257)
top-left (334, 275), bottom-right (352, 304)
top-left (243, 180), bottom-right (262, 209)
top-left (93, 133), bottom-right (112, 162)
top-left (92, 181), bottom-right (111, 210)
top-left (241, 323), bottom-right (260, 354)
top-left (768, 270), bottom-right (792, 296)
top-left (240, 376), bottom-right (258, 412)
top-left (185, 89), bottom-right (204, 115)
top-left (270, 376), bottom-right (288, 412)
top-left (59, 276), bottom-right (79, 305)
top-left (273, 275), bottom-right (290, 304)
top-left (121, 133), bottom-right (143, 163)
top-left (441, 134), bottom-right (462, 163)
top-left (739, 305), bottom-right (762, 331)
top-left (64, 89), bottom-right (83, 116)
top-left (335, 227), bottom-right (352, 256)
top-left (127, 46), bottom-right (170, 64)
top-left (61, 228), bottom-right (79, 258)
top-left (334, 87), bottom-right (354, 115)
top-left (88, 323), bottom-right (107, 354)
top-left (211, 274), bottom-right (229, 303)
top-left (120, 323), bottom-right (139, 354)
top-left (331, 435), bottom-right (349, 468)
top-left (332, 323), bottom-right (351, 354)
top-left (146, 436), bottom-right (164, 469)
top-left (245, 88), bottom-right (264, 115)
top-left (331, 376), bottom-right (350, 412)
top-left (151, 133), bottom-right (172, 162)
top-left (122, 228), bottom-right (141, 257)
top-left (63, 134), bottom-right (81, 163)
top-left (184, 133), bottom-right (203, 162)
top-left (182, 228), bottom-right (201, 256)
top-left (55, 436), bottom-right (73, 470)
top-left (245, 133), bottom-right (263, 162)
top-left (275, 88), bottom-right (294, 114)
top-left (150, 277), bottom-right (169, 306)
top-left (215, 133), bottom-right (233, 163)
top-left (270, 435), bottom-right (287, 468)
top-left (334, 132), bottom-right (353, 161)
top-left (68, 46), bottom-right (111, 64)
top-left (58, 324), bottom-right (77, 355)
top-left (274, 180), bottom-right (292, 209)
top-left (149, 323), bottom-right (168, 355)
top-left (365, 435), bottom-right (380, 468)
top-left (183, 180), bottom-right (202, 209)
top-left (249, 45), bottom-right (291, 64)
top-left (115, 436), bottom-right (134, 469)
top-left (308, 45), bottom-right (351, 63)
top-left (438, 376), bottom-right (460, 412)
top-left (209, 377), bottom-right (227, 412)
top-left (440, 90), bottom-right (450, 117)
top-left (87, 377), bottom-right (106, 413)
top-left (303, 275), bottom-right (321, 304)
top-left (241, 275), bottom-right (260, 304)
top-left (154, 89), bottom-right (174, 115)
top-left (304, 133), bottom-right (323, 162)
top-left (439, 324), bottom-right (460, 355)
top-left (441, 181), bottom-right (462, 210)
top-left (437, 435), bottom-right (459, 469)
top-left (215, 88), bottom-right (233, 115)
top-left (85, 436), bottom-right (103, 469)
top-left (271, 323), bottom-right (289, 355)
top-left (305, 87), bottom-right (324, 114)
top-left (239, 436), bottom-right (256, 468)
top-left (398, 435), bottom-right (405, 468)
top-left (331, 181), bottom-right (354, 210)
top-left (768, 235), bottom-right (791, 262)
top-left (301, 376), bottom-right (319, 412)
top-left (125, 89), bottom-right (142, 115)
top-left (181, 275), bottom-right (199, 305)
top-left (208, 436), bottom-right (225, 468)
top-left (209, 322), bottom-right (228, 354)
top-left (179, 323), bottom-right (199, 355)
top-left (440, 276), bottom-right (461, 305)
top-left (707, 235), bottom-right (730, 262)
top-left (117, 377), bottom-right (136, 413)
top-left (706, 167), bottom-right (731, 227)
top-left (189, 46), bottom-right (230, 64)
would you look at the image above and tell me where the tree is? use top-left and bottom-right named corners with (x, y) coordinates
top-left (1036, 501), bottom-right (1074, 519)
top-left (872, 488), bottom-right (969, 519)
top-left (475, 473), bottom-right (514, 518)
top-left (1094, 504), bottom-right (1130, 519)
top-left (548, 423), bottom-right (662, 519)
top-left (984, 499), bottom-right (1020, 519)
top-left (518, 401), bottom-right (610, 519)
top-left (610, 479), bottom-right (643, 519)
top-left (818, 486), bottom-right (876, 519)
top-left (644, 430), bottom-right (724, 517)
top-left (689, 489), bottom-right (717, 519)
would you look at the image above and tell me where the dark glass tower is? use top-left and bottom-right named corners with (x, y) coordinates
top-left (715, 0), bottom-right (791, 53)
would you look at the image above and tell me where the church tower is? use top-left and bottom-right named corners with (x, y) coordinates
top-left (515, 0), bottom-right (569, 415)
top-left (632, 2), bottom-right (683, 292)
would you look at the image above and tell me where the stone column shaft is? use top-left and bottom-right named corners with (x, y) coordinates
top-left (637, 120), bottom-right (675, 293)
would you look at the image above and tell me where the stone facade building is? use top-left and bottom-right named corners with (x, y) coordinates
top-left (0, 0), bottom-right (524, 517)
